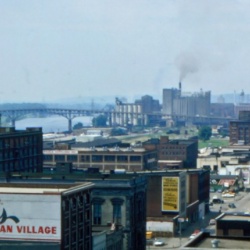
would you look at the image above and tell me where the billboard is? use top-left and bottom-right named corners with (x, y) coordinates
top-left (0, 194), bottom-right (61, 241)
top-left (162, 177), bottom-right (179, 212)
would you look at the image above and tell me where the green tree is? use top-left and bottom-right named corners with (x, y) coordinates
top-left (92, 114), bottom-right (107, 127)
top-left (198, 126), bottom-right (212, 141)
top-left (73, 122), bottom-right (84, 130)
top-left (110, 128), bottom-right (128, 136)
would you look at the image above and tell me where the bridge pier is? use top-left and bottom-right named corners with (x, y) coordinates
top-left (11, 119), bottom-right (15, 127)
top-left (68, 118), bottom-right (72, 133)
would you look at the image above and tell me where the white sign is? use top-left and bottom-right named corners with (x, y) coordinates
top-left (0, 194), bottom-right (61, 241)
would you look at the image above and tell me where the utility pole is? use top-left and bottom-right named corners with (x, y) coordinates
top-left (178, 217), bottom-right (184, 246)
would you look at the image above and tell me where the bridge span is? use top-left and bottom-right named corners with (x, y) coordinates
top-left (0, 108), bottom-right (232, 132)
top-left (0, 108), bottom-right (151, 132)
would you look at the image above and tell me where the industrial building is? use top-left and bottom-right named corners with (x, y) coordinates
top-left (111, 95), bottom-right (161, 126)
top-left (162, 83), bottom-right (211, 117)
top-left (0, 127), bottom-right (43, 173)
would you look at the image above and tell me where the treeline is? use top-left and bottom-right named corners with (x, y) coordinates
top-left (0, 103), bottom-right (47, 110)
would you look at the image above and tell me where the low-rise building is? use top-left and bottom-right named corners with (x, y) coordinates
top-left (43, 146), bottom-right (157, 172)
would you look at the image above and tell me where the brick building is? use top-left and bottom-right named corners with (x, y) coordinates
top-left (0, 182), bottom-right (94, 250)
top-left (145, 169), bottom-right (210, 237)
top-left (157, 136), bottom-right (198, 169)
top-left (0, 127), bottom-right (43, 173)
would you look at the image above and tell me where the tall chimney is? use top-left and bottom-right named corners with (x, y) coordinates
top-left (179, 81), bottom-right (182, 92)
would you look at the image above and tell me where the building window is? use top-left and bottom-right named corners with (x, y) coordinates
top-left (111, 198), bottom-right (124, 225)
top-left (55, 154), bottom-right (65, 161)
top-left (104, 155), bottom-right (115, 162)
top-left (93, 204), bottom-right (101, 225)
top-left (43, 155), bottom-right (52, 161)
top-left (130, 155), bottom-right (141, 162)
top-left (92, 155), bottom-right (103, 162)
top-left (80, 155), bottom-right (90, 162)
top-left (67, 155), bottom-right (77, 162)
top-left (113, 204), bottom-right (121, 224)
top-left (92, 198), bottom-right (105, 225)
top-left (117, 155), bottom-right (128, 162)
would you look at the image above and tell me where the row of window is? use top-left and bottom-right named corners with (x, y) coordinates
top-left (0, 136), bottom-right (40, 148)
top-left (161, 151), bottom-right (185, 155)
top-left (44, 154), bottom-right (142, 162)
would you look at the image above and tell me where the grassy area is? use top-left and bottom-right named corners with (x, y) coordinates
top-left (116, 129), bottom-right (230, 149)
top-left (198, 137), bottom-right (229, 149)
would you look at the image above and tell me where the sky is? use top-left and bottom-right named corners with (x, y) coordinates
top-left (1, 0), bottom-right (250, 103)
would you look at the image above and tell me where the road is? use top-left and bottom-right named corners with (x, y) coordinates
top-left (146, 191), bottom-right (250, 249)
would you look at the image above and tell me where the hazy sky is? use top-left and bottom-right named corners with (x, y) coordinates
top-left (1, 0), bottom-right (250, 103)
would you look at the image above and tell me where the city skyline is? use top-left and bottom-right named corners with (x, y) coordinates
top-left (1, 1), bottom-right (250, 103)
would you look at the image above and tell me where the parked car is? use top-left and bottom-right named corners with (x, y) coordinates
top-left (212, 198), bottom-right (224, 204)
top-left (153, 239), bottom-right (165, 246)
top-left (228, 203), bottom-right (236, 208)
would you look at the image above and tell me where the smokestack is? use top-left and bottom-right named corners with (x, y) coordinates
top-left (179, 81), bottom-right (182, 92)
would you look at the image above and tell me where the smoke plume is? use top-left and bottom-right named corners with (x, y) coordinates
top-left (175, 52), bottom-right (200, 81)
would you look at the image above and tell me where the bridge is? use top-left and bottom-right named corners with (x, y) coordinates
top-left (0, 108), bottom-right (232, 132)
top-left (0, 108), bottom-right (110, 132)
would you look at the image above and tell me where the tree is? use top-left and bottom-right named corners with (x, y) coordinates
top-left (92, 115), bottom-right (107, 127)
top-left (110, 127), bottom-right (128, 136)
top-left (198, 126), bottom-right (212, 141)
top-left (73, 122), bottom-right (84, 130)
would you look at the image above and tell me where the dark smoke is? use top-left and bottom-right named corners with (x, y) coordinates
top-left (175, 52), bottom-right (199, 81)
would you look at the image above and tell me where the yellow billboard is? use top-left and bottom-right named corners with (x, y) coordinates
top-left (162, 177), bottom-right (179, 212)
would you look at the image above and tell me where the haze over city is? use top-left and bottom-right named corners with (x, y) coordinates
top-left (1, 0), bottom-right (250, 103)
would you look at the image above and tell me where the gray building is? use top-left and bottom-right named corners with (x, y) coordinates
top-left (162, 84), bottom-right (211, 117)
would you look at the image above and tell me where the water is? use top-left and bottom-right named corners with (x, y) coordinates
top-left (15, 116), bottom-right (93, 133)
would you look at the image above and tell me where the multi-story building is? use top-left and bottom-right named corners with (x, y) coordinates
top-left (0, 171), bottom-right (147, 250)
top-left (0, 182), bottom-right (94, 250)
top-left (145, 168), bottom-right (210, 237)
top-left (43, 146), bottom-right (157, 172)
top-left (156, 136), bottom-right (198, 169)
top-left (134, 95), bottom-right (161, 114)
top-left (230, 110), bottom-right (250, 145)
top-left (87, 174), bottom-right (147, 250)
top-left (162, 84), bottom-right (211, 117)
top-left (0, 127), bottom-right (43, 173)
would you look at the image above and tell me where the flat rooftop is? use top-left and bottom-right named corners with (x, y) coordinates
top-left (220, 214), bottom-right (250, 221)
top-left (0, 182), bottom-right (94, 194)
top-left (183, 234), bottom-right (250, 249)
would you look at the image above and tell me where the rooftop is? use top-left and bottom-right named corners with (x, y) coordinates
top-left (183, 233), bottom-right (250, 249)
top-left (0, 182), bottom-right (94, 195)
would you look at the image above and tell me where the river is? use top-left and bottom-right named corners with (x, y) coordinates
top-left (15, 116), bottom-right (93, 133)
